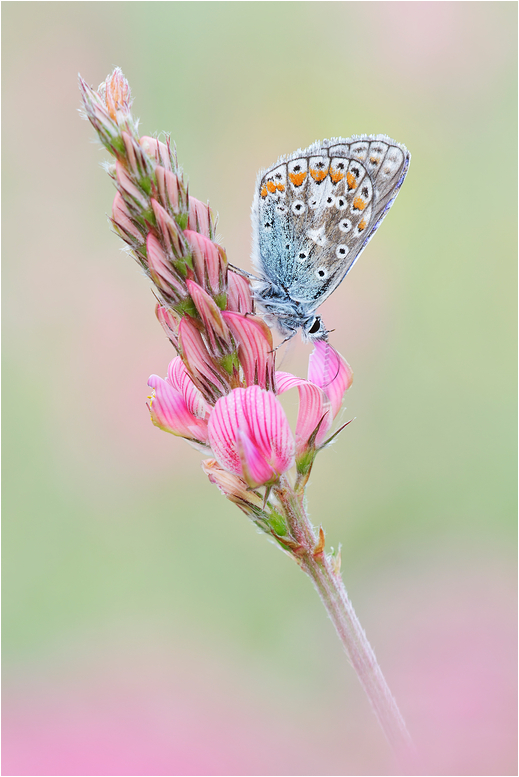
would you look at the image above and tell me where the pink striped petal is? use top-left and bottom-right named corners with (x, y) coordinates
top-left (184, 231), bottom-right (226, 299)
top-left (186, 280), bottom-right (231, 354)
top-left (207, 386), bottom-right (295, 488)
top-left (139, 136), bottom-right (172, 171)
top-left (188, 197), bottom-right (212, 239)
top-left (155, 304), bottom-right (180, 348)
top-left (276, 371), bottom-right (331, 453)
top-left (167, 356), bottom-right (210, 419)
top-left (151, 199), bottom-right (184, 256)
top-left (222, 312), bottom-right (275, 391)
top-left (178, 317), bottom-right (230, 401)
top-left (112, 192), bottom-right (143, 241)
top-left (115, 160), bottom-right (148, 208)
top-left (146, 233), bottom-right (183, 296)
top-left (308, 341), bottom-right (353, 418)
top-left (226, 272), bottom-right (253, 314)
top-left (155, 166), bottom-right (180, 213)
top-left (236, 426), bottom-right (277, 487)
top-left (147, 375), bottom-right (209, 443)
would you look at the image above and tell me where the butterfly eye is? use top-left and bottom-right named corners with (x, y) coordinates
top-left (339, 218), bottom-right (352, 233)
top-left (335, 244), bottom-right (349, 258)
top-left (308, 317), bottom-right (321, 335)
top-left (291, 200), bottom-right (306, 215)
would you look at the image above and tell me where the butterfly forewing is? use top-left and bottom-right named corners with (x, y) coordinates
top-left (253, 135), bottom-right (410, 310)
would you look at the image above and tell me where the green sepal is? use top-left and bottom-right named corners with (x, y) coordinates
top-left (110, 136), bottom-right (126, 157)
top-left (215, 292), bottom-right (227, 311)
top-left (266, 509), bottom-right (287, 537)
top-left (137, 208), bottom-right (156, 228)
top-left (173, 297), bottom-right (198, 319)
top-left (173, 259), bottom-right (188, 278)
top-left (219, 351), bottom-right (240, 376)
top-left (139, 176), bottom-right (152, 196)
top-left (175, 212), bottom-right (189, 230)
top-left (296, 448), bottom-right (316, 477)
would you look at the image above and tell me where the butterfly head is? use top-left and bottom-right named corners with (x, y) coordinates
top-left (302, 314), bottom-right (328, 342)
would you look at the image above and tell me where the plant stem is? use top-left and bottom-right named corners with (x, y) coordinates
top-left (274, 477), bottom-right (414, 756)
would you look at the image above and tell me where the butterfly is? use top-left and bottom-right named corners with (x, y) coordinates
top-left (250, 135), bottom-right (410, 341)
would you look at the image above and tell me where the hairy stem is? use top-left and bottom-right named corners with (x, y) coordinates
top-left (274, 477), bottom-right (414, 756)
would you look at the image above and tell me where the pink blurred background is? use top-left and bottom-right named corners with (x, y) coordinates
top-left (3, 2), bottom-right (517, 775)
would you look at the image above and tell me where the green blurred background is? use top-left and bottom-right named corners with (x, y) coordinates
top-left (3, 2), bottom-right (517, 775)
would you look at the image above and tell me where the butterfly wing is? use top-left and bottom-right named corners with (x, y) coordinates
top-left (252, 135), bottom-right (410, 311)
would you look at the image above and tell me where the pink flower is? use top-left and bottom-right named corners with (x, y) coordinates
top-left (147, 357), bottom-right (210, 444)
top-left (277, 342), bottom-right (353, 457)
top-left (207, 386), bottom-right (295, 488)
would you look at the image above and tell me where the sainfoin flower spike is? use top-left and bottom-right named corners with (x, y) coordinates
top-left (80, 67), bottom-right (413, 757)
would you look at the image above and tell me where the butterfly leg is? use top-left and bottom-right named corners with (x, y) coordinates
top-left (228, 263), bottom-right (261, 281)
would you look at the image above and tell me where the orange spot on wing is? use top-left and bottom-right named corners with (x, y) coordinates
top-left (289, 171), bottom-right (306, 186)
top-left (261, 186), bottom-right (268, 198)
top-left (276, 183), bottom-right (285, 192)
top-left (346, 171), bottom-right (357, 190)
top-left (369, 156), bottom-right (379, 164)
top-left (310, 167), bottom-right (328, 182)
top-left (358, 218), bottom-right (366, 231)
top-left (330, 169), bottom-right (345, 183)
top-left (266, 181), bottom-right (277, 193)
top-left (353, 196), bottom-right (366, 211)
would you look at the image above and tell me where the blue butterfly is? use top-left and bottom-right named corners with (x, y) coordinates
top-left (250, 135), bottom-right (410, 341)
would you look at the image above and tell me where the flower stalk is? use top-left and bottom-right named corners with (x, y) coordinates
top-left (274, 476), bottom-right (413, 753)
top-left (80, 67), bottom-right (413, 756)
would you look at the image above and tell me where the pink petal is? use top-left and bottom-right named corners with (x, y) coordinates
top-left (155, 166), bottom-right (180, 213)
top-left (207, 386), bottom-right (294, 487)
top-left (242, 386), bottom-right (294, 475)
top-left (112, 192), bottom-right (143, 241)
top-left (139, 136), bottom-right (172, 171)
top-left (151, 198), bottom-right (183, 256)
top-left (184, 231), bottom-right (226, 298)
top-left (146, 233), bottom-right (183, 295)
top-left (222, 312), bottom-right (275, 391)
top-left (178, 317), bottom-right (230, 401)
top-left (147, 375), bottom-right (208, 443)
top-left (308, 341), bottom-right (353, 418)
top-left (187, 197), bottom-right (213, 239)
top-left (167, 356), bottom-right (210, 419)
top-left (155, 304), bottom-right (180, 348)
top-left (115, 160), bottom-right (148, 209)
top-left (236, 425), bottom-right (276, 488)
top-left (186, 280), bottom-right (230, 352)
top-left (226, 272), bottom-right (253, 314)
top-left (276, 371), bottom-right (331, 453)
